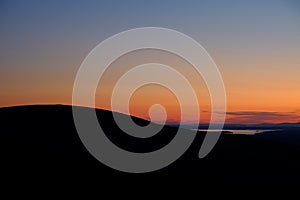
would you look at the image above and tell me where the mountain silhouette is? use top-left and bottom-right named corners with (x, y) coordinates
top-left (1, 105), bottom-right (300, 183)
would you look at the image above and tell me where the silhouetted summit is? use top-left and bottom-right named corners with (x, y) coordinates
top-left (1, 105), bottom-right (300, 183)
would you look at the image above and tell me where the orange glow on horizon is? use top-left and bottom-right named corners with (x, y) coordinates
top-left (1, 51), bottom-right (300, 124)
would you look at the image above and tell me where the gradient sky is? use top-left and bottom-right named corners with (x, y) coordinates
top-left (1, 0), bottom-right (300, 124)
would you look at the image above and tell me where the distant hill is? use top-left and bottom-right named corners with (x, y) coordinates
top-left (1, 105), bottom-right (300, 183)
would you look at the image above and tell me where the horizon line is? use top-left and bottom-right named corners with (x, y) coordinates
top-left (1, 103), bottom-right (299, 125)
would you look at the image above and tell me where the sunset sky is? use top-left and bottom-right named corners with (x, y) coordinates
top-left (1, 0), bottom-right (300, 124)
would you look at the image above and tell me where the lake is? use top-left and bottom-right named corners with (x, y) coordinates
top-left (197, 129), bottom-right (279, 135)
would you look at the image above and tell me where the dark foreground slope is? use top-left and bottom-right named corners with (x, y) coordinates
top-left (1, 105), bottom-right (300, 183)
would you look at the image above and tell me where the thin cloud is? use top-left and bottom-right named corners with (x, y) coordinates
top-left (225, 111), bottom-right (300, 124)
top-left (226, 111), bottom-right (293, 117)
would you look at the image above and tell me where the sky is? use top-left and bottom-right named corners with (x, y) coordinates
top-left (1, 0), bottom-right (300, 124)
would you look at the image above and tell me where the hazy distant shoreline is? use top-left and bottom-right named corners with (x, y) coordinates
top-left (197, 129), bottom-right (281, 135)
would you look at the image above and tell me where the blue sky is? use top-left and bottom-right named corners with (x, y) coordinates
top-left (1, 0), bottom-right (300, 123)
